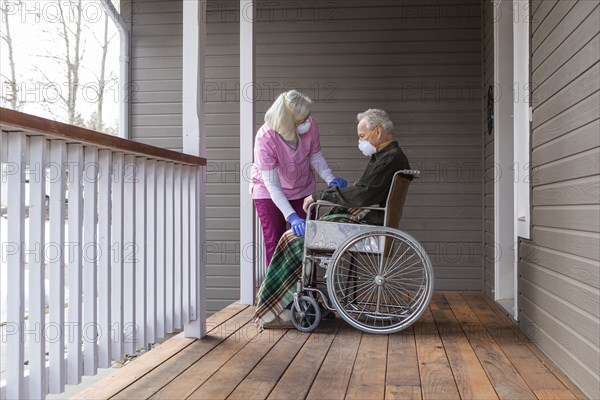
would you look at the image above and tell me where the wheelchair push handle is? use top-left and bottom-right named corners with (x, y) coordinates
top-left (398, 169), bottom-right (420, 179)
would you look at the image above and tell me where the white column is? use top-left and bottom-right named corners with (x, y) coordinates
top-left (146, 159), bottom-right (157, 344)
top-left (155, 161), bottom-right (166, 339)
top-left (6, 133), bottom-right (26, 399)
top-left (493, 0), bottom-right (516, 314)
top-left (240, 0), bottom-right (256, 305)
top-left (165, 163), bottom-right (175, 334)
top-left (66, 144), bottom-right (84, 385)
top-left (111, 152), bottom-right (125, 360)
top-left (28, 137), bottom-right (47, 399)
top-left (123, 154), bottom-right (136, 354)
top-left (83, 147), bottom-right (99, 376)
top-left (182, 0), bottom-right (207, 338)
top-left (98, 149), bottom-right (112, 368)
top-left (48, 140), bottom-right (67, 393)
top-left (135, 157), bottom-right (147, 348)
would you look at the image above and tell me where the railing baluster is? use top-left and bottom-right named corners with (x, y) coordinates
top-left (156, 161), bottom-right (166, 339)
top-left (111, 152), bottom-right (125, 361)
top-left (123, 154), bottom-right (136, 355)
top-left (182, 166), bottom-right (190, 325)
top-left (173, 164), bottom-right (182, 329)
top-left (83, 147), bottom-right (99, 376)
top-left (28, 137), bottom-right (48, 399)
top-left (135, 157), bottom-right (147, 349)
top-left (189, 167), bottom-right (198, 321)
top-left (66, 143), bottom-right (83, 385)
top-left (146, 159), bottom-right (157, 344)
top-left (48, 140), bottom-right (66, 393)
top-left (98, 149), bottom-right (112, 368)
top-left (165, 163), bottom-right (175, 333)
top-left (6, 133), bottom-right (26, 399)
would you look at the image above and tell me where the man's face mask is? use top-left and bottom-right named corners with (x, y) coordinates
top-left (358, 124), bottom-right (379, 157)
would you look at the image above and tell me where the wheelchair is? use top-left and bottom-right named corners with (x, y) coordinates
top-left (290, 170), bottom-right (434, 334)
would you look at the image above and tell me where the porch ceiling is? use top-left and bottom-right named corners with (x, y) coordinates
top-left (72, 293), bottom-right (586, 400)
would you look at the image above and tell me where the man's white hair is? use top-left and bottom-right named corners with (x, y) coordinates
top-left (357, 109), bottom-right (394, 133)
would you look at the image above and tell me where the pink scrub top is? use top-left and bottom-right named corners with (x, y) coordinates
top-left (250, 116), bottom-right (321, 200)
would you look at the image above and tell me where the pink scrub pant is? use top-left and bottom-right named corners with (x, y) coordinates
top-left (254, 197), bottom-right (307, 267)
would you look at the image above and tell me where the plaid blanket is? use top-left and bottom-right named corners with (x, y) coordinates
top-left (253, 211), bottom-right (366, 328)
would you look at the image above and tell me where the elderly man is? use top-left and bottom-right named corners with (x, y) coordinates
top-left (254, 109), bottom-right (411, 329)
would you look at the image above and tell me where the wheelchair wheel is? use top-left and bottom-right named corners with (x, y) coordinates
top-left (326, 227), bottom-right (433, 334)
top-left (291, 295), bottom-right (322, 332)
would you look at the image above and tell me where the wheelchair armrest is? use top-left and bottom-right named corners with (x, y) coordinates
top-left (306, 200), bottom-right (385, 221)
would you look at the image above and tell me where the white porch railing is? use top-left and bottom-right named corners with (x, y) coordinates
top-left (0, 108), bottom-right (206, 400)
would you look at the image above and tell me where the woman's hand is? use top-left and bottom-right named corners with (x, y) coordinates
top-left (287, 213), bottom-right (306, 236)
top-left (328, 177), bottom-right (348, 188)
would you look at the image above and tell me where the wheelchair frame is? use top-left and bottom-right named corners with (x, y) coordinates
top-left (290, 170), bottom-right (434, 334)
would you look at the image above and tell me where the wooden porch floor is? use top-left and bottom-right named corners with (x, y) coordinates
top-left (74, 292), bottom-right (586, 400)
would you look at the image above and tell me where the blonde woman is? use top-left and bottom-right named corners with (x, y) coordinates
top-left (250, 90), bottom-right (346, 267)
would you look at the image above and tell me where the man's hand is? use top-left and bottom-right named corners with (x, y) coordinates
top-left (303, 195), bottom-right (315, 212)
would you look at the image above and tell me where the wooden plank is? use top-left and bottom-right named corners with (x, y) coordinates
top-left (28, 136), bottom-right (47, 399)
top-left (149, 310), bottom-right (261, 399)
top-left (463, 293), bottom-right (578, 399)
top-left (267, 324), bottom-right (341, 400)
top-left (429, 294), bottom-right (498, 400)
top-left (384, 327), bottom-right (422, 400)
top-left (345, 333), bottom-right (388, 400)
top-left (533, 176), bottom-right (600, 206)
top-left (110, 306), bottom-right (254, 400)
top-left (74, 303), bottom-right (248, 400)
top-left (443, 292), bottom-right (536, 399)
top-left (480, 294), bottom-right (590, 400)
top-left (414, 308), bottom-right (461, 400)
top-left (186, 329), bottom-right (288, 399)
top-left (0, 107), bottom-right (205, 165)
top-left (226, 329), bottom-right (312, 400)
top-left (530, 226), bottom-right (599, 261)
top-left (306, 325), bottom-right (362, 400)
top-left (533, 148), bottom-right (599, 186)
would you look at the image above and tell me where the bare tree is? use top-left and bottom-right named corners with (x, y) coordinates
top-left (61, 0), bottom-right (84, 125)
top-left (91, 10), bottom-right (116, 131)
top-left (0, 0), bottom-right (23, 110)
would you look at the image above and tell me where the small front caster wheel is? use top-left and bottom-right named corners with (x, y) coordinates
top-left (291, 295), bottom-right (322, 332)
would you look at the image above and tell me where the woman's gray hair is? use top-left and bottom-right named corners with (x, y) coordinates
top-left (264, 90), bottom-right (312, 140)
top-left (356, 109), bottom-right (394, 133)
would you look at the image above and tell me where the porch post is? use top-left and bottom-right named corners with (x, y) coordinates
top-left (493, 0), bottom-right (516, 316)
top-left (183, 0), bottom-right (207, 338)
top-left (240, 0), bottom-right (256, 305)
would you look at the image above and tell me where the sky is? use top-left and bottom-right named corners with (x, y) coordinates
top-left (0, 0), bottom-right (121, 133)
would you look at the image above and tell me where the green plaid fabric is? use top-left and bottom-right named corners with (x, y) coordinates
top-left (253, 212), bottom-right (364, 328)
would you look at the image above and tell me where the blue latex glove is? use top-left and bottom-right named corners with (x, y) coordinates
top-left (287, 212), bottom-right (306, 236)
top-left (328, 177), bottom-right (348, 188)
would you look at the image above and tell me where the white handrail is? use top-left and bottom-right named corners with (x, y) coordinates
top-left (0, 110), bottom-right (206, 400)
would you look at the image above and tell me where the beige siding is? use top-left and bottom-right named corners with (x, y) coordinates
top-left (133, 0), bottom-right (484, 314)
top-left (524, 2), bottom-right (600, 399)
top-left (130, 0), bottom-right (183, 151)
top-left (483, 0), bottom-right (495, 298)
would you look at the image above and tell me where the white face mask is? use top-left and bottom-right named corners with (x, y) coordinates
top-left (358, 139), bottom-right (377, 157)
top-left (296, 119), bottom-right (311, 135)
